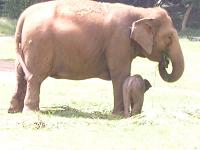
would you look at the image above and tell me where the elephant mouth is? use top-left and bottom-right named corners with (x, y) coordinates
top-left (160, 52), bottom-right (170, 69)
top-left (158, 52), bottom-right (172, 82)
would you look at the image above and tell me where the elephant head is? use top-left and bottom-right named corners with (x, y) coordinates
top-left (130, 8), bottom-right (184, 82)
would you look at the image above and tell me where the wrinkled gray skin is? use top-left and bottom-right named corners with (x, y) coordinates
top-left (123, 75), bottom-right (152, 118)
top-left (8, 0), bottom-right (184, 114)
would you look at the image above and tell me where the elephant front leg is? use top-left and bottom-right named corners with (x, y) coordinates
top-left (106, 41), bottom-right (132, 115)
top-left (8, 62), bottom-right (27, 113)
top-left (111, 72), bottom-right (130, 115)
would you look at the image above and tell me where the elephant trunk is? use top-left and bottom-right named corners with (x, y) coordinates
top-left (158, 35), bottom-right (184, 82)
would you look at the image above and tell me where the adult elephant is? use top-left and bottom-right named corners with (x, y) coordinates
top-left (8, 0), bottom-right (184, 114)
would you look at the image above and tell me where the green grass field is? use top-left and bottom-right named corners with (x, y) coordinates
top-left (0, 26), bottom-right (200, 149)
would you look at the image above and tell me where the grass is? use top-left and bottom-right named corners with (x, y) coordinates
top-left (0, 30), bottom-right (200, 149)
top-left (0, 17), bottom-right (16, 36)
top-left (0, 17), bottom-right (16, 60)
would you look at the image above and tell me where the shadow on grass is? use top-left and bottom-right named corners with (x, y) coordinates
top-left (0, 58), bottom-right (15, 61)
top-left (41, 105), bottom-right (123, 120)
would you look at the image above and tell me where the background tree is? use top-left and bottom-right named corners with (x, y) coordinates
top-left (1, 0), bottom-right (200, 31)
top-left (180, 0), bottom-right (200, 31)
top-left (156, 0), bottom-right (200, 30)
top-left (0, 0), bottom-right (50, 18)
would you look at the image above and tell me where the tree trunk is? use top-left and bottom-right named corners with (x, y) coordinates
top-left (181, 2), bottom-right (194, 31)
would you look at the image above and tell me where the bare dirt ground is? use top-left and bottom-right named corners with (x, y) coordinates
top-left (0, 59), bottom-right (14, 72)
top-left (0, 36), bottom-right (15, 72)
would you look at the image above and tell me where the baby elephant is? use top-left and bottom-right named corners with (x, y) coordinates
top-left (123, 74), bottom-right (152, 118)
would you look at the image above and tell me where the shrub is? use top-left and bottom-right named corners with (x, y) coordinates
top-left (2, 0), bottom-right (32, 18)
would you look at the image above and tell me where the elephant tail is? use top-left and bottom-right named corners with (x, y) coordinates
top-left (15, 12), bottom-right (31, 77)
top-left (15, 12), bottom-right (26, 55)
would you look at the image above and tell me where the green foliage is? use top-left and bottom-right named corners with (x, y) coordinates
top-left (181, 0), bottom-right (198, 4)
top-left (0, 17), bottom-right (16, 35)
top-left (181, 0), bottom-right (200, 8)
top-left (3, 0), bottom-right (32, 18)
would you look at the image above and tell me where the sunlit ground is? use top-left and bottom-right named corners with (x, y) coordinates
top-left (0, 36), bottom-right (200, 150)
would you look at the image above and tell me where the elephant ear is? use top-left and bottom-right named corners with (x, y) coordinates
top-left (130, 18), bottom-right (157, 55)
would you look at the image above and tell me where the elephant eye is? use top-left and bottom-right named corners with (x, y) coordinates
top-left (166, 34), bottom-right (173, 45)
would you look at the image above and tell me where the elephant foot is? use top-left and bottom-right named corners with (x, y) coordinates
top-left (112, 104), bottom-right (124, 115)
top-left (112, 109), bottom-right (124, 115)
top-left (22, 107), bottom-right (40, 113)
top-left (124, 112), bottom-right (131, 118)
top-left (8, 100), bottom-right (23, 113)
top-left (23, 103), bottom-right (40, 113)
top-left (131, 111), bottom-right (141, 116)
top-left (8, 107), bottom-right (23, 113)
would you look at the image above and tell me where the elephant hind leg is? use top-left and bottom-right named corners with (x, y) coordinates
top-left (131, 96), bottom-right (144, 116)
top-left (23, 75), bottom-right (42, 112)
top-left (8, 62), bottom-right (27, 113)
top-left (123, 85), bottom-right (131, 118)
